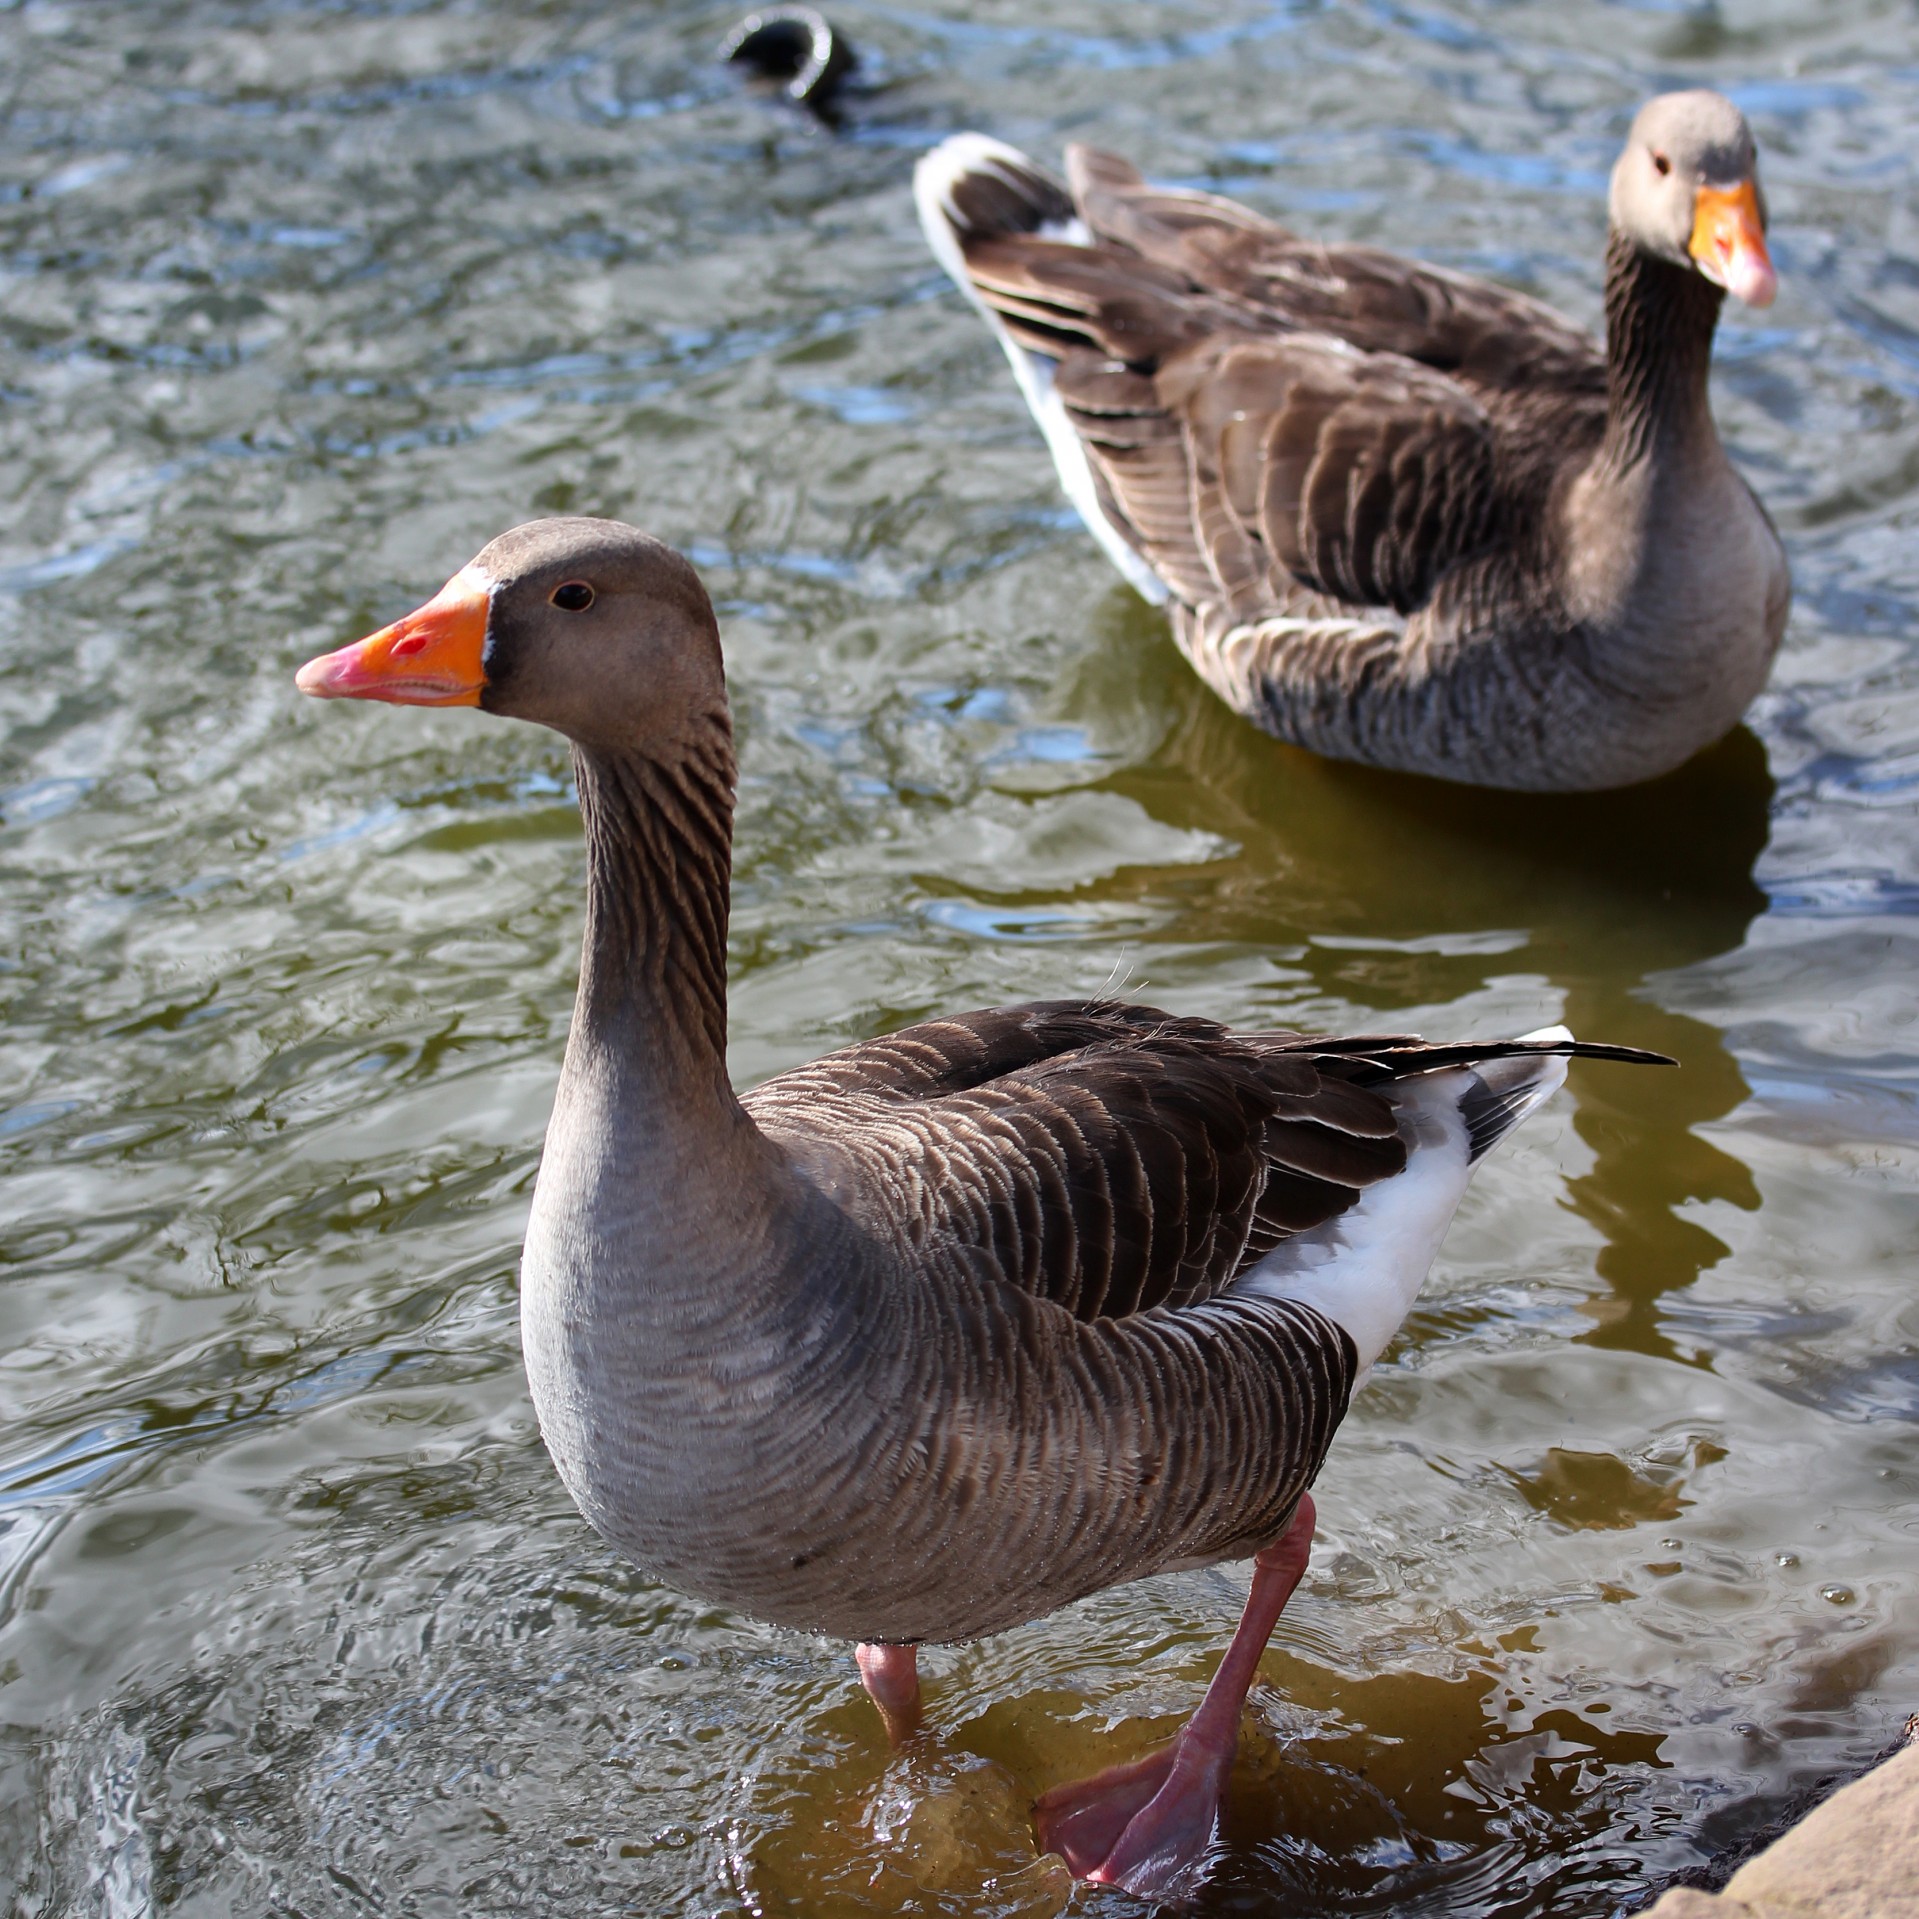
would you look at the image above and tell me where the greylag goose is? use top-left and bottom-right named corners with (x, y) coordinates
top-left (294, 518), bottom-right (1666, 1899)
top-left (916, 91), bottom-right (1790, 792)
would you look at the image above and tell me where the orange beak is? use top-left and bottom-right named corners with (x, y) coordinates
top-left (1689, 179), bottom-right (1776, 309)
top-left (296, 565), bottom-right (492, 706)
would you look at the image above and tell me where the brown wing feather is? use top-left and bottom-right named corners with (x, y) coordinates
top-left (961, 243), bottom-right (1504, 616)
top-left (946, 144), bottom-right (1599, 622)
top-left (751, 1000), bottom-right (1668, 1331)
top-left (747, 1000), bottom-right (1412, 1323)
top-left (1161, 336), bottom-right (1499, 615)
top-left (1062, 143), bottom-right (1606, 396)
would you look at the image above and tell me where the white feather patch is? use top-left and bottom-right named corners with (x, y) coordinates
top-left (1235, 1033), bottom-right (1577, 1377)
top-left (1234, 1070), bottom-right (1474, 1380)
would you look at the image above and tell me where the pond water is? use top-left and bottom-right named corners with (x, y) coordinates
top-left (2, 1), bottom-right (1916, 1914)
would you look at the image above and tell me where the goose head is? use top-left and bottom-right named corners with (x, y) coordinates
top-left (1608, 89), bottom-right (1776, 308)
top-left (295, 517), bottom-right (724, 755)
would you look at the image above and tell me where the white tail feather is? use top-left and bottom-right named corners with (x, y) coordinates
top-left (1237, 1036), bottom-right (1574, 1380)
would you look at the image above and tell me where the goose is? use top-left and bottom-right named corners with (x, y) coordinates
top-left (294, 517), bottom-right (1665, 1899)
top-left (915, 91), bottom-right (1790, 793)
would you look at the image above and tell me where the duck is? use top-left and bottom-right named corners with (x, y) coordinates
top-left (915, 91), bottom-right (1790, 793)
top-left (294, 517), bottom-right (1666, 1900)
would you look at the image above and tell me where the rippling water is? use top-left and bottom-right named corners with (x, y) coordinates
top-left (2, 2), bottom-right (1916, 1913)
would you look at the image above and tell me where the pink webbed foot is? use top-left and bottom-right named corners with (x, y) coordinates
top-left (1035, 1727), bottom-right (1231, 1898)
top-left (857, 1641), bottom-right (922, 1747)
top-left (1033, 1494), bottom-right (1317, 1901)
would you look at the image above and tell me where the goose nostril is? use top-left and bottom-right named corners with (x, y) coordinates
top-left (389, 631), bottom-right (429, 658)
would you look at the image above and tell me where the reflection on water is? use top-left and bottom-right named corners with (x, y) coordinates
top-left (3, 0), bottom-right (1919, 1914)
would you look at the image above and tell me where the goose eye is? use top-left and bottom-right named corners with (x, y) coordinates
top-left (1652, 151), bottom-right (1671, 177)
top-left (550, 581), bottom-right (595, 612)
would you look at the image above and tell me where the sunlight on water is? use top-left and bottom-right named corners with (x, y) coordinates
top-left (2, 0), bottom-right (1917, 1913)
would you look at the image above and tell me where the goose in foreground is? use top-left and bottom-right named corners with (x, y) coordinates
top-left (916, 91), bottom-right (1790, 792)
top-left (295, 518), bottom-right (1667, 1899)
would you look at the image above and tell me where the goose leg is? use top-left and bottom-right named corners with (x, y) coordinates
top-left (857, 1641), bottom-right (922, 1747)
top-left (1035, 1494), bottom-right (1316, 1900)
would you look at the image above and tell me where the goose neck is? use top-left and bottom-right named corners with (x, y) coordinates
top-left (1600, 229), bottom-right (1725, 469)
top-left (567, 731), bottom-right (741, 1126)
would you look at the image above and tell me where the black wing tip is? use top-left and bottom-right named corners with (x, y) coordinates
top-left (1317, 1035), bottom-right (1678, 1082)
top-left (1438, 1038), bottom-right (1678, 1071)
top-left (1453, 1038), bottom-right (1668, 1161)
top-left (1553, 1041), bottom-right (1677, 1067)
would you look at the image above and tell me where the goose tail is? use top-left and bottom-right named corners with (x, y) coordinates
top-left (1457, 1022), bottom-right (1574, 1162)
top-left (913, 133), bottom-right (1086, 287)
top-left (913, 135), bottom-right (1169, 603)
top-left (1238, 1025), bottom-right (1613, 1378)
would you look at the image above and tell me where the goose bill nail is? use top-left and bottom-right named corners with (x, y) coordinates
top-left (1689, 181), bottom-right (1776, 308)
top-left (295, 567), bottom-right (491, 705)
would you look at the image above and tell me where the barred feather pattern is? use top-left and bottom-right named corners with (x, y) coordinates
top-left (529, 989), bottom-right (1379, 1643)
top-left (573, 729), bottom-right (736, 1063)
top-left (533, 744), bottom-right (1369, 1642)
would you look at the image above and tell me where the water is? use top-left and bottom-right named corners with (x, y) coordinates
top-left (2, 1), bottom-right (1915, 1913)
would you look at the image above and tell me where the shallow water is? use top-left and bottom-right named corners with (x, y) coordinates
top-left (2, 1), bottom-right (1916, 1913)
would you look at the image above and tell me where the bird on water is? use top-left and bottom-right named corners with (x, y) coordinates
top-left (295, 517), bottom-right (1666, 1898)
top-left (917, 91), bottom-right (1789, 793)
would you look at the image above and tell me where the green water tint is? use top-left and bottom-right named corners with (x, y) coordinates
top-left (1, 2), bottom-right (1915, 1913)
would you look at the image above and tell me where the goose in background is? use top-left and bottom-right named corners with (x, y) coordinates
top-left (916, 91), bottom-right (1789, 793)
top-left (295, 518), bottom-right (1666, 1898)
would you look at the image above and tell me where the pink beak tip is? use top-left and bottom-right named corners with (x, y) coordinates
top-left (295, 650), bottom-right (353, 697)
top-left (1724, 246), bottom-right (1779, 311)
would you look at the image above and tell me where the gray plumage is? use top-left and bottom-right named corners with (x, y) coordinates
top-left (916, 92), bottom-right (1791, 792)
top-left (300, 519), bottom-right (1669, 1651)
